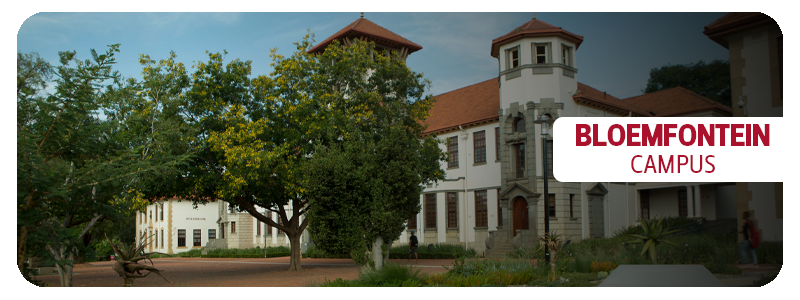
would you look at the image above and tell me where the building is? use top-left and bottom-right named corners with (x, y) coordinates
top-left (135, 198), bottom-right (308, 254)
top-left (703, 12), bottom-right (783, 242)
top-left (137, 13), bottom-right (781, 256)
top-left (135, 198), bottom-right (218, 254)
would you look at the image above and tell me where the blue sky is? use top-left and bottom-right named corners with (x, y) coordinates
top-left (17, 12), bottom-right (731, 99)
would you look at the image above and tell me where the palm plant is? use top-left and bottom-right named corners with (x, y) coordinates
top-left (537, 231), bottom-right (565, 281)
top-left (625, 216), bottom-right (682, 264)
top-left (105, 233), bottom-right (172, 287)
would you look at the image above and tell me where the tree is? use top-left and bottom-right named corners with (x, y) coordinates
top-left (302, 39), bottom-right (446, 271)
top-left (152, 41), bottom-right (323, 271)
top-left (17, 46), bottom-right (190, 286)
top-left (644, 59), bottom-right (731, 107)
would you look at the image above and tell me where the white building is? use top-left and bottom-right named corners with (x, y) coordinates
top-left (137, 13), bottom-right (781, 256)
top-left (135, 198), bottom-right (218, 254)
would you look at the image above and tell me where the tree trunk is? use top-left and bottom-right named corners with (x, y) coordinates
top-left (17, 226), bottom-right (28, 275)
top-left (123, 277), bottom-right (135, 287)
top-left (288, 233), bottom-right (303, 271)
top-left (372, 236), bottom-right (384, 270)
top-left (52, 246), bottom-right (74, 287)
top-left (382, 240), bottom-right (392, 266)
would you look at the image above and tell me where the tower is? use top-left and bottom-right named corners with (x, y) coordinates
top-left (491, 17), bottom-right (584, 243)
top-left (308, 15), bottom-right (422, 61)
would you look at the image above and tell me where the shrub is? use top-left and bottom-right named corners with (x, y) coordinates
top-left (358, 263), bottom-right (423, 286)
top-left (302, 246), bottom-right (350, 259)
top-left (319, 263), bottom-right (423, 287)
top-left (756, 241), bottom-right (783, 264)
top-left (390, 243), bottom-right (477, 258)
top-left (590, 260), bottom-right (618, 273)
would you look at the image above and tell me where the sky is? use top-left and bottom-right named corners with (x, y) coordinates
top-left (17, 12), bottom-right (732, 100)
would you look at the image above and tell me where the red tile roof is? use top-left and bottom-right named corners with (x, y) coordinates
top-left (491, 18), bottom-right (584, 58)
top-left (573, 82), bottom-right (651, 117)
top-left (622, 87), bottom-right (732, 117)
top-left (309, 17), bottom-right (422, 55)
top-left (703, 13), bottom-right (779, 48)
top-left (422, 79), bottom-right (732, 135)
top-left (422, 78), bottom-right (499, 135)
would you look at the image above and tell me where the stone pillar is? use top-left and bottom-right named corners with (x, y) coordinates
top-left (694, 185), bottom-right (703, 218)
top-left (686, 185), bottom-right (695, 217)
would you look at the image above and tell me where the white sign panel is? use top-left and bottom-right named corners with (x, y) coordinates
top-left (553, 117), bottom-right (785, 182)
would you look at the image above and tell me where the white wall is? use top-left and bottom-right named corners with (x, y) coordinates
top-left (741, 28), bottom-right (782, 117)
top-left (136, 199), bottom-right (218, 254)
top-left (409, 122), bottom-right (502, 247)
top-left (747, 183), bottom-right (783, 241)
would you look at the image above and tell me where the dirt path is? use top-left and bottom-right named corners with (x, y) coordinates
top-left (34, 257), bottom-right (456, 287)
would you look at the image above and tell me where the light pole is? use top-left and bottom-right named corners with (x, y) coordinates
top-left (540, 114), bottom-right (551, 263)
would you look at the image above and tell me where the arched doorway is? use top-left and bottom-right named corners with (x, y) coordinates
top-left (512, 196), bottom-right (529, 236)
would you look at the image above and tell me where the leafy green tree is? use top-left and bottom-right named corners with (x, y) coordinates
top-left (150, 42), bottom-right (322, 271)
top-left (644, 59), bottom-right (731, 107)
top-left (17, 46), bottom-right (190, 286)
top-left (303, 39), bottom-right (446, 271)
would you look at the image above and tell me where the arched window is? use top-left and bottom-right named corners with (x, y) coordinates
top-left (513, 118), bottom-right (525, 132)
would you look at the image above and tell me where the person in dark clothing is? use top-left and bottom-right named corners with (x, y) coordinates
top-left (739, 211), bottom-right (758, 267)
top-left (408, 231), bottom-right (418, 264)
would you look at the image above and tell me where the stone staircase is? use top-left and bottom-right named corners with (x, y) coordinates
top-left (486, 242), bottom-right (515, 259)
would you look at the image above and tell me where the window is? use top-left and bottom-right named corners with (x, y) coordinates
top-left (425, 193), bottom-right (437, 229)
top-left (267, 217), bottom-right (273, 234)
top-left (475, 190), bottom-right (488, 227)
top-left (640, 190), bottom-right (650, 220)
top-left (154, 206), bottom-right (157, 222)
top-left (149, 210), bottom-right (152, 221)
top-left (513, 118), bottom-right (525, 132)
top-left (448, 136), bottom-right (459, 168)
top-left (515, 144), bottom-right (525, 178)
top-left (533, 43), bottom-right (549, 64)
top-left (231, 222), bottom-right (236, 233)
top-left (209, 229), bottom-right (216, 240)
top-left (497, 189), bottom-right (503, 227)
top-left (221, 223), bottom-right (225, 239)
top-left (446, 192), bottom-right (457, 228)
top-left (408, 213), bottom-right (417, 230)
top-left (569, 194), bottom-right (574, 218)
top-left (562, 45), bottom-right (573, 67)
top-left (506, 46), bottom-right (520, 69)
top-left (193, 229), bottom-right (201, 247)
top-left (177, 229), bottom-right (186, 247)
top-left (155, 230), bottom-right (158, 248)
top-left (161, 229), bottom-right (164, 248)
top-left (495, 127), bottom-right (500, 161)
top-left (257, 220), bottom-right (261, 236)
top-left (474, 130), bottom-right (486, 164)
top-left (160, 204), bottom-right (164, 221)
top-left (678, 190), bottom-right (688, 217)
top-left (548, 194), bottom-right (556, 218)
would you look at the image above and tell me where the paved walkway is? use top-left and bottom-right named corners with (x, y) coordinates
top-left (600, 265), bottom-right (724, 287)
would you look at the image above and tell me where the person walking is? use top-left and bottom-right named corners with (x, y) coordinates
top-left (408, 231), bottom-right (418, 265)
top-left (739, 211), bottom-right (758, 268)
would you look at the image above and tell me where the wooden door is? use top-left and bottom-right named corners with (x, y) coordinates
top-left (512, 197), bottom-right (529, 236)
